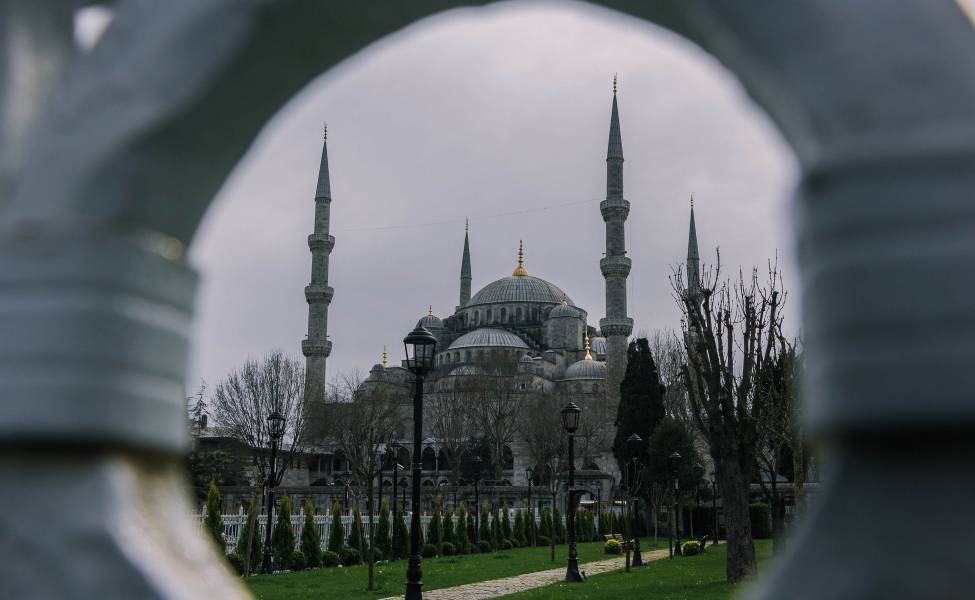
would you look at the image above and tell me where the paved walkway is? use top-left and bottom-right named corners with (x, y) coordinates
top-left (379, 548), bottom-right (670, 600)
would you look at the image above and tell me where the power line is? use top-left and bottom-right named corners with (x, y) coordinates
top-left (333, 197), bottom-right (599, 233)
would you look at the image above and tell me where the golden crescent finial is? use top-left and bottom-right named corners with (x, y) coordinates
top-left (513, 240), bottom-right (528, 276)
top-left (584, 332), bottom-right (593, 361)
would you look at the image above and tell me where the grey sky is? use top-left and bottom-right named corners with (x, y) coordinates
top-left (186, 1), bottom-right (798, 391)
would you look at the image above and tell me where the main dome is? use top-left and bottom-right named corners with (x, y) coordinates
top-left (467, 275), bottom-right (573, 307)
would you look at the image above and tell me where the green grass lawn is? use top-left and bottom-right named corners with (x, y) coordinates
top-left (498, 540), bottom-right (773, 600)
top-left (246, 539), bottom-right (668, 600)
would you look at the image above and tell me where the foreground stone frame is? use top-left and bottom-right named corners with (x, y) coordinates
top-left (2, 1), bottom-right (975, 597)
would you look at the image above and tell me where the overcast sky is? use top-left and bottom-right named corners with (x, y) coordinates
top-left (186, 1), bottom-right (798, 391)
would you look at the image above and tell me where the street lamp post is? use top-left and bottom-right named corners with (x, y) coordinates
top-left (560, 402), bottom-right (583, 583)
top-left (473, 456), bottom-right (483, 543)
top-left (669, 451), bottom-right (682, 557)
top-left (709, 472), bottom-right (718, 544)
top-left (260, 410), bottom-right (286, 574)
top-left (403, 325), bottom-right (437, 600)
top-left (626, 433), bottom-right (644, 568)
top-left (525, 466), bottom-right (535, 547)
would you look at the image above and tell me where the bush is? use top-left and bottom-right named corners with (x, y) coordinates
top-left (499, 539), bottom-right (513, 550)
top-left (603, 538), bottom-right (623, 555)
top-left (321, 550), bottom-right (340, 568)
top-left (477, 540), bottom-right (492, 554)
top-left (421, 544), bottom-right (439, 558)
top-left (750, 503), bottom-right (772, 539)
top-left (340, 547), bottom-right (361, 567)
top-left (681, 540), bottom-right (702, 556)
top-left (226, 552), bottom-right (245, 575)
top-left (440, 541), bottom-right (456, 556)
top-left (468, 544), bottom-right (480, 554)
top-left (290, 550), bottom-right (306, 571)
top-left (536, 535), bottom-right (550, 547)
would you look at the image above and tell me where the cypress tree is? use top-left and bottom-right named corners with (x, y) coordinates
top-left (442, 507), bottom-right (455, 547)
top-left (540, 507), bottom-right (553, 542)
top-left (394, 502), bottom-right (409, 559)
top-left (375, 498), bottom-right (391, 559)
top-left (271, 493), bottom-right (295, 569)
top-left (612, 338), bottom-right (666, 477)
top-left (553, 507), bottom-right (565, 544)
top-left (491, 506), bottom-right (501, 549)
top-left (480, 504), bottom-right (490, 546)
top-left (349, 506), bottom-right (365, 555)
top-left (327, 501), bottom-right (344, 553)
top-left (428, 499), bottom-right (442, 550)
top-left (235, 496), bottom-right (262, 573)
top-left (513, 510), bottom-right (525, 546)
top-left (300, 499), bottom-right (321, 568)
top-left (204, 479), bottom-right (225, 552)
top-left (456, 503), bottom-right (469, 553)
top-left (501, 502), bottom-right (513, 542)
top-left (466, 506), bottom-right (476, 548)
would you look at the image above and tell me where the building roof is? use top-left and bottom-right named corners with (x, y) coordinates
top-left (468, 275), bottom-right (573, 307)
top-left (447, 328), bottom-right (529, 350)
top-left (562, 359), bottom-right (608, 381)
top-left (417, 314), bottom-right (444, 329)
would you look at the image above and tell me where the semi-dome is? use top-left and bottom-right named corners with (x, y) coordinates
top-left (417, 307), bottom-right (443, 329)
top-left (562, 359), bottom-right (608, 381)
top-left (549, 302), bottom-right (582, 319)
top-left (468, 276), bottom-right (573, 307)
top-left (447, 328), bottom-right (529, 350)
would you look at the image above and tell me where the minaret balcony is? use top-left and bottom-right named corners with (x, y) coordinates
top-left (307, 233), bottom-right (335, 252)
top-left (302, 339), bottom-right (333, 357)
top-left (599, 317), bottom-right (634, 337)
top-left (599, 256), bottom-right (632, 278)
top-left (304, 284), bottom-right (334, 303)
top-left (599, 198), bottom-right (630, 220)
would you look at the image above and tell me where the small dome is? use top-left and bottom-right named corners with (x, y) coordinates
top-left (589, 336), bottom-right (607, 356)
top-left (448, 328), bottom-right (529, 350)
top-left (417, 313), bottom-right (444, 329)
top-left (519, 354), bottom-right (534, 363)
top-left (549, 302), bottom-right (581, 319)
top-left (370, 363), bottom-right (385, 373)
top-left (562, 359), bottom-right (608, 381)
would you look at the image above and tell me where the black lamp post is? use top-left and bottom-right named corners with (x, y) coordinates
top-left (626, 433), bottom-right (644, 567)
top-left (525, 466), bottom-right (535, 547)
top-left (709, 471), bottom-right (718, 544)
top-left (669, 451), bottom-right (682, 557)
top-left (560, 402), bottom-right (583, 583)
top-left (260, 410), bottom-right (286, 574)
top-left (403, 325), bottom-right (437, 600)
top-left (473, 455), bottom-right (483, 543)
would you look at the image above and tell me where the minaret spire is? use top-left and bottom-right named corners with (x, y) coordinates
top-left (599, 79), bottom-right (634, 407)
top-left (302, 125), bottom-right (336, 408)
top-left (686, 196), bottom-right (701, 301)
top-left (458, 220), bottom-right (472, 309)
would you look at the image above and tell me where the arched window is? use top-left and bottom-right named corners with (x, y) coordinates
top-left (516, 307), bottom-right (522, 322)
top-left (422, 447), bottom-right (437, 471)
top-left (503, 445), bottom-right (515, 470)
top-left (500, 307), bottom-right (507, 322)
top-left (397, 446), bottom-right (411, 468)
top-left (487, 308), bottom-right (493, 322)
top-left (474, 310), bottom-right (479, 324)
top-left (465, 350), bottom-right (472, 362)
top-left (437, 448), bottom-right (451, 471)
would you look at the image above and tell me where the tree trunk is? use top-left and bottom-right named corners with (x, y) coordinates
top-left (719, 460), bottom-right (758, 582)
top-left (367, 476), bottom-right (375, 590)
top-left (651, 505), bottom-right (658, 541)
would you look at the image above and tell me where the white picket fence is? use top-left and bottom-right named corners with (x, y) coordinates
top-left (192, 510), bottom-right (542, 554)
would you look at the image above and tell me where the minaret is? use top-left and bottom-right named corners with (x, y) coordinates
top-left (302, 125), bottom-right (335, 409)
top-left (686, 197), bottom-right (701, 301)
top-left (458, 219), bottom-right (472, 310)
top-left (599, 76), bottom-right (634, 402)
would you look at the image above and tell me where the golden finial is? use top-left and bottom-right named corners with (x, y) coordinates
top-left (382, 346), bottom-right (388, 369)
top-left (613, 74), bottom-right (617, 94)
top-left (428, 305), bottom-right (433, 316)
top-left (323, 122), bottom-right (327, 140)
top-left (690, 192), bottom-right (694, 209)
top-left (512, 240), bottom-right (528, 276)
top-left (584, 332), bottom-right (593, 361)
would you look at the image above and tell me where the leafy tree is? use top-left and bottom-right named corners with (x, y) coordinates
top-left (394, 502), bottom-right (409, 559)
top-left (327, 501), bottom-right (344, 553)
top-left (613, 338), bottom-right (666, 482)
top-left (442, 507), bottom-right (455, 547)
top-left (375, 498), bottom-right (391, 559)
top-left (300, 498), bottom-right (321, 568)
top-left (645, 417), bottom-right (702, 497)
top-left (203, 479), bottom-right (225, 552)
top-left (455, 503), bottom-right (469, 553)
top-left (271, 493), bottom-right (295, 569)
top-left (348, 506), bottom-right (365, 555)
top-left (235, 496), bottom-right (262, 574)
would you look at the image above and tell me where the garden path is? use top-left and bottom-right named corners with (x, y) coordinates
top-left (378, 548), bottom-right (670, 600)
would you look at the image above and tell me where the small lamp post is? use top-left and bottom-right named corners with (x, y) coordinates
top-left (626, 433), bottom-right (644, 567)
top-left (403, 325), bottom-right (437, 600)
top-left (260, 410), bottom-right (286, 574)
top-left (669, 451), bottom-right (682, 557)
top-left (709, 471), bottom-right (718, 544)
top-left (560, 401), bottom-right (583, 583)
top-left (525, 466), bottom-right (535, 547)
top-left (473, 455), bottom-right (483, 543)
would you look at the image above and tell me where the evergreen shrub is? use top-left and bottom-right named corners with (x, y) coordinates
top-left (604, 539), bottom-right (623, 555)
top-left (321, 551), bottom-right (340, 567)
top-left (340, 547), bottom-right (361, 566)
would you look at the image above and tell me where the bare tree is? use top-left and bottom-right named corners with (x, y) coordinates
top-left (470, 356), bottom-right (524, 481)
top-left (648, 330), bottom-right (692, 424)
top-left (325, 370), bottom-right (404, 590)
top-left (209, 350), bottom-right (307, 487)
top-left (519, 389), bottom-right (565, 562)
top-left (426, 373), bottom-right (476, 485)
top-left (672, 253), bottom-right (790, 582)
